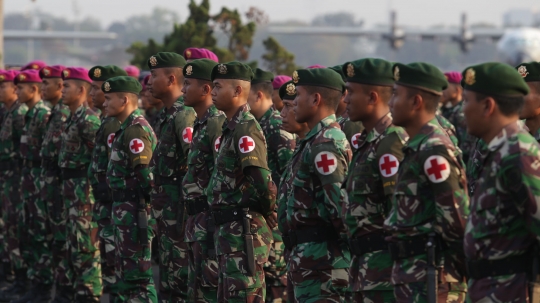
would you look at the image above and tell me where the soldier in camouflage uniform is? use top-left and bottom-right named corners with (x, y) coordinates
top-left (146, 52), bottom-right (196, 303)
top-left (104, 76), bottom-right (158, 302)
top-left (338, 59), bottom-right (408, 303)
top-left (248, 68), bottom-right (295, 303)
top-left (142, 75), bottom-right (165, 131)
top-left (87, 65), bottom-right (127, 301)
top-left (180, 59), bottom-right (224, 302)
top-left (383, 63), bottom-right (468, 303)
top-left (271, 76), bottom-right (291, 112)
top-left (55, 68), bottom-right (102, 303)
top-left (461, 63), bottom-right (540, 302)
top-left (282, 68), bottom-right (352, 302)
top-left (208, 62), bottom-right (277, 302)
top-left (517, 62), bottom-right (540, 142)
top-left (0, 71), bottom-right (26, 290)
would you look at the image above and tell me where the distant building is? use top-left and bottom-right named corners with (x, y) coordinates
top-left (503, 9), bottom-right (540, 28)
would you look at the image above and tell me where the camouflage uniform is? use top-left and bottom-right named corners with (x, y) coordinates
top-left (436, 113), bottom-right (459, 150)
top-left (183, 105), bottom-right (225, 302)
top-left (465, 138), bottom-right (487, 196)
top-left (284, 114), bottom-right (352, 302)
top-left (208, 103), bottom-right (275, 302)
top-left (464, 121), bottom-right (540, 302)
top-left (341, 113), bottom-right (408, 302)
top-left (0, 101), bottom-right (27, 269)
top-left (149, 96), bottom-right (196, 302)
top-left (57, 104), bottom-right (102, 300)
top-left (383, 118), bottom-right (469, 303)
top-left (37, 99), bottom-right (69, 288)
top-left (107, 109), bottom-right (158, 302)
top-left (88, 115), bottom-right (121, 295)
top-left (19, 100), bottom-right (50, 281)
top-left (441, 102), bottom-right (475, 164)
top-left (257, 107), bottom-right (295, 303)
top-left (337, 115), bottom-right (364, 152)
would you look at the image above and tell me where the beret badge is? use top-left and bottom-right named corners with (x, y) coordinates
top-left (346, 63), bottom-right (355, 77)
top-left (0, 75), bottom-right (5, 82)
top-left (185, 65), bottom-right (193, 76)
top-left (43, 68), bottom-right (51, 76)
top-left (63, 70), bottom-right (70, 78)
top-left (292, 71), bottom-right (299, 83)
top-left (93, 68), bottom-right (102, 78)
top-left (18, 74), bottom-right (26, 81)
top-left (149, 56), bottom-right (158, 67)
top-left (286, 83), bottom-right (296, 96)
top-left (393, 66), bottom-right (400, 81)
top-left (518, 66), bottom-right (529, 78)
top-left (217, 64), bottom-right (227, 75)
top-left (185, 50), bottom-right (192, 59)
top-left (464, 68), bottom-right (476, 85)
top-left (31, 64), bottom-right (38, 70)
top-left (104, 82), bottom-right (111, 92)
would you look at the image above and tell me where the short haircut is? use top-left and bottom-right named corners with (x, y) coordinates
top-left (406, 87), bottom-right (440, 113)
top-left (251, 82), bottom-right (273, 99)
top-left (163, 67), bottom-right (184, 83)
top-left (475, 92), bottom-right (524, 116)
top-left (191, 78), bottom-right (213, 88)
top-left (530, 82), bottom-right (540, 94)
top-left (304, 86), bottom-right (343, 111)
top-left (361, 84), bottom-right (393, 103)
top-left (115, 92), bottom-right (139, 104)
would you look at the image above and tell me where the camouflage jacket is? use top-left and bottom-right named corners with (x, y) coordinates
top-left (383, 118), bottom-right (469, 285)
top-left (207, 103), bottom-right (273, 256)
top-left (0, 101), bottom-right (28, 161)
top-left (107, 109), bottom-right (156, 192)
top-left (442, 101), bottom-right (476, 163)
top-left (466, 138), bottom-right (488, 196)
top-left (258, 107), bottom-right (295, 187)
top-left (40, 100), bottom-right (69, 162)
top-left (147, 107), bottom-right (163, 131)
top-left (58, 105), bottom-right (100, 170)
top-left (276, 139), bottom-right (301, 243)
top-left (285, 114), bottom-right (352, 271)
top-left (531, 126), bottom-right (540, 143)
top-left (88, 116), bottom-right (120, 186)
top-left (183, 105), bottom-right (226, 242)
top-left (338, 115), bottom-right (364, 152)
top-left (436, 112), bottom-right (460, 150)
top-left (21, 101), bottom-right (50, 162)
top-left (150, 97), bottom-right (196, 180)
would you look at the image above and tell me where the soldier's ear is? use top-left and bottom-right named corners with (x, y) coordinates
top-left (312, 92), bottom-right (322, 108)
top-left (483, 96), bottom-right (496, 117)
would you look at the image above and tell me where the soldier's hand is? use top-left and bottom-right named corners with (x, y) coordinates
top-left (265, 212), bottom-right (278, 229)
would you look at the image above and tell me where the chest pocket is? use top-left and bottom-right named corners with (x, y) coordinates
top-left (63, 124), bottom-right (81, 153)
top-left (159, 124), bottom-right (179, 158)
top-left (291, 158), bottom-right (316, 210)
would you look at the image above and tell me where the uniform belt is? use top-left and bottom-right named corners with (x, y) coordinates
top-left (23, 159), bottom-right (41, 168)
top-left (187, 196), bottom-right (209, 216)
top-left (212, 207), bottom-right (258, 226)
top-left (466, 253), bottom-right (533, 280)
top-left (349, 232), bottom-right (388, 255)
top-left (283, 226), bottom-right (338, 250)
top-left (111, 189), bottom-right (139, 202)
top-left (92, 182), bottom-right (112, 203)
top-left (388, 234), bottom-right (443, 261)
top-left (61, 167), bottom-right (88, 180)
top-left (154, 175), bottom-right (181, 186)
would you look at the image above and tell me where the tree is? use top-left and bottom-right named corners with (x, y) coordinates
top-left (261, 36), bottom-right (301, 75)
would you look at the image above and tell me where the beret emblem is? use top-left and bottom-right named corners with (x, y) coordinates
top-left (286, 83), bottom-right (296, 96)
top-left (464, 68), bottom-right (476, 85)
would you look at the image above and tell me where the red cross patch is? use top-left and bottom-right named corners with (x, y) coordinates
top-left (182, 127), bottom-right (193, 143)
top-left (214, 137), bottom-right (221, 152)
top-left (351, 133), bottom-right (361, 149)
top-left (379, 153), bottom-right (399, 177)
top-left (107, 133), bottom-right (115, 148)
top-left (424, 155), bottom-right (450, 183)
top-left (129, 138), bottom-right (145, 154)
top-left (238, 136), bottom-right (255, 153)
top-left (314, 151), bottom-right (338, 175)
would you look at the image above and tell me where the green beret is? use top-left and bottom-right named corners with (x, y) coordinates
top-left (147, 52), bottom-right (186, 69)
top-left (88, 65), bottom-right (127, 81)
top-left (101, 76), bottom-right (142, 95)
top-left (211, 62), bottom-right (254, 82)
top-left (461, 62), bottom-right (529, 97)
top-left (252, 68), bottom-right (275, 84)
top-left (279, 80), bottom-right (297, 100)
top-left (183, 59), bottom-right (218, 81)
top-left (328, 65), bottom-right (346, 82)
top-left (343, 58), bottom-right (394, 87)
top-left (516, 62), bottom-right (540, 82)
top-left (292, 68), bottom-right (345, 92)
top-left (393, 62), bottom-right (448, 95)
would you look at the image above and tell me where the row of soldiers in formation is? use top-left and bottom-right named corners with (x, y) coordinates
top-left (0, 47), bottom-right (539, 303)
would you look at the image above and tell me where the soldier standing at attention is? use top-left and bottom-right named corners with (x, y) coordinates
top-left (181, 59), bottom-right (224, 302)
top-left (248, 68), bottom-right (295, 303)
top-left (87, 65), bottom-right (127, 302)
top-left (0, 71), bottom-right (27, 291)
top-left (461, 63), bottom-right (540, 303)
top-left (517, 62), bottom-right (540, 142)
top-left (284, 68), bottom-right (352, 302)
top-left (146, 52), bottom-right (196, 303)
top-left (340, 59), bottom-right (408, 302)
top-left (104, 76), bottom-right (157, 302)
top-left (209, 62), bottom-right (277, 302)
top-left (271, 76), bottom-right (291, 112)
top-left (141, 74), bottom-right (164, 130)
top-left (383, 62), bottom-right (469, 302)
top-left (55, 68), bottom-right (102, 303)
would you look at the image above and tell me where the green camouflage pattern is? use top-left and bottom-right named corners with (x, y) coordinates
top-left (183, 105), bottom-right (225, 302)
top-left (285, 114), bottom-right (352, 302)
top-left (340, 113), bottom-right (408, 296)
top-left (0, 101), bottom-right (27, 161)
top-left (383, 118), bottom-right (468, 299)
top-left (441, 101), bottom-right (476, 164)
top-left (436, 113), bottom-right (460, 150)
top-left (107, 109), bottom-right (158, 302)
top-left (88, 116), bottom-right (120, 187)
top-left (338, 115), bottom-right (365, 152)
top-left (465, 138), bottom-right (487, 196)
top-left (57, 104), bottom-right (102, 299)
top-left (464, 120), bottom-right (540, 303)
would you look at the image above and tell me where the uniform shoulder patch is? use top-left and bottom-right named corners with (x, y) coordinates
top-left (214, 136), bottom-right (221, 152)
top-left (424, 155), bottom-right (450, 183)
top-left (129, 138), bottom-right (145, 154)
top-left (351, 132), bottom-right (361, 149)
top-left (314, 151), bottom-right (338, 175)
top-left (107, 133), bottom-right (115, 148)
top-left (238, 135), bottom-right (255, 153)
top-left (182, 127), bottom-right (193, 143)
top-left (379, 153), bottom-right (399, 177)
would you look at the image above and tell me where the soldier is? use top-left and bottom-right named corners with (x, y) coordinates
top-left (103, 76), bottom-right (157, 302)
top-left (183, 48), bottom-right (219, 63)
top-left (55, 67), bottom-right (102, 303)
top-left (142, 75), bottom-right (164, 131)
top-left (146, 52), bottom-right (196, 302)
top-left (517, 62), bottom-right (540, 142)
top-left (208, 62), bottom-right (277, 302)
top-left (383, 62), bottom-right (468, 302)
top-left (180, 59), bottom-right (224, 302)
top-left (271, 76), bottom-right (291, 112)
top-left (283, 68), bottom-right (351, 302)
top-left (87, 65), bottom-right (128, 301)
top-left (339, 59), bottom-right (408, 302)
top-left (0, 71), bottom-right (27, 290)
top-left (461, 63), bottom-right (540, 302)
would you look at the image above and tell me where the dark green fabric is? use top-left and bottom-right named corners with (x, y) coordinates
top-left (251, 68), bottom-right (275, 84)
top-left (343, 58), bottom-right (394, 87)
top-left (147, 52), bottom-right (187, 69)
top-left (183, 59), bottom-right (218, 81)
top-left (279, 80), bottom-right (297, 100)
top-left (88, 65), bottom-right (128, 81)
top-left (102, 76), bottom-right (142, 95)
top-left (393, 62), bottom-right (448, 95)
top-left (516, 61), bottom-right (540, 83)
top-left (329, 65), bottom-right (346, 82)
top-left (211, 61), bottom-right (254, 81)
top-left (292, 68), bottom-right (345, 92)
top-left (461, 62), bottom-right (529, 97)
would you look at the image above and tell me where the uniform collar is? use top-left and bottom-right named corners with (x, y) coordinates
top-left (365, 112), bottom-right (393, 144)
top-left (258, 107), bottom-right (276, 124)
top-left (487, 120), bottom-right (523, 152)
top-left (195, 105), bottom-right (219, 125)
top-left (73, 104), bottom-right (86, 120)
top-left (120, 109), bottom-right (142, 130)
top-left (305, 114), bottom-right (336, 140)
top-left (165, 97), bottom-right (184, 117)
top-left (404, 117), bottom-right (440, 151)
top-left (226, 103), bottom-right (250, 130)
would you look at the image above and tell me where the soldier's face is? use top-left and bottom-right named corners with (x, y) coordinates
top-left (293, 86), bottom-right (316, 124)
top-left (182, 78), bottom-right (201, 107)
top-left (148, 69), bottom-right (168, 99)
top-left (103, 93), bottom-right (124, 117)
top-left (211, 79), bottom-right (234, 112)
top-left (90, 81), bottom-right (105, 109)
top-left (16, 83), bottom-right (36, 104)
top-left (0, 82), bottom-right (17, 103)
top-left (272, 89), bottom-right (284, 111)
top-left (520, 82), bottom-right (540, 120)
top-left (281, 99), bottom-right (304, 134)
top-left (389, 84), bottom-right (414, 127)
top-left (345, 82), bottom-right (371, 122)
top-left (41, 78), bottom-right (62, 102)
top-left (462, 90), bottom-right (486, 137)
top-left (61, 80), bottom-right (81, 106)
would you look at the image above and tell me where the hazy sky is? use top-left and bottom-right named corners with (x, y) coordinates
top-left (6, 0), bottom-right (540, 28)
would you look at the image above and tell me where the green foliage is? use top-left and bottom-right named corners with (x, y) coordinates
top-left (262, 36), bottom-right (301, 75)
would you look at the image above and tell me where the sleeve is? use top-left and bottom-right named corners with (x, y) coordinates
top-left (234, 120), bottom-right (269, 170)
top-left (244, 166), bottom-right (277, 216)
top-left (174, 108), bottom-right (197, 156)
top-left (207, 115), bottom-right (226, 159)
top-left (124, 125), bottom-right (153, 168)
top-left (272, 129), bottom-right (295, 186)
top-left (80, 114), bottom-right (100, 150)
top-left (376, 131), bottom-right (406, 212)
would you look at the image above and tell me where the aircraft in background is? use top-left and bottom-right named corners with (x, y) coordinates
top-left (269, 11), bottom-right (540, 66)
